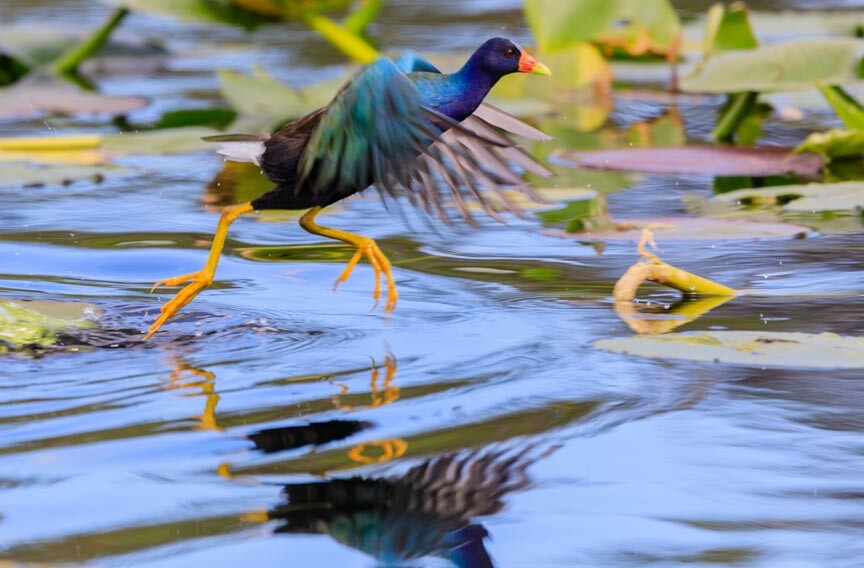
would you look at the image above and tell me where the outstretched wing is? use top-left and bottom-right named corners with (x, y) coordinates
top-left (393, 51), bottom-right (442, 74)
top-left (298, 57), bottom-right (442, 200)
top-left (301, 57), bottom-right (553, 224)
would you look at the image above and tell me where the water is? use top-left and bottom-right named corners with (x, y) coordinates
top-left (2, 1), bottom-right (864, 566)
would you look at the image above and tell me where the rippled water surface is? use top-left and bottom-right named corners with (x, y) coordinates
top-left (3, 1), bottom-right (864, 566)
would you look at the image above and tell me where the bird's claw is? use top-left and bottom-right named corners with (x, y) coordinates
top-left (145, 271), bottom-right (214, 339)
top-left (334, 238), bottom-right (398, 311)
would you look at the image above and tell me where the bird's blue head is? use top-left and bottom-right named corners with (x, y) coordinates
top-left (466, 37), bottom-right (551, 79)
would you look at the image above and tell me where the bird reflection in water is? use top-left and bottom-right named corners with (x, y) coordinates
top-left (263, 447), bottom-right (553, 567)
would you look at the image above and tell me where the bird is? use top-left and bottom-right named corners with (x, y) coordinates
top-left (145, 37), bottom-right (553, 339)
top-left (266, 447), bottom-right (549, 567)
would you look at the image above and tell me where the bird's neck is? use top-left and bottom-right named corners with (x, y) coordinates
top-left (443, 60), bottom-right (501, 120)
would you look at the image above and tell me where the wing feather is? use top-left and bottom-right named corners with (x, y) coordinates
top-left (298, 56), bottom-right (554, 224)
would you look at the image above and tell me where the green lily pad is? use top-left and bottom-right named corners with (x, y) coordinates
top-left (0, 299), bottom-right (100, 350)
top-left (596, 331), bottom-right (864, 369)
top-left (557, 146), bottom-right (825, 177)
top-left (218, 66), bottom-right (340, 133)
top-left (524, 0), bottom-right (680, 56)
top-left (681, 39), bottom-right (864, 93)
top-left (545, 216), bottom-right (811, 242)
top-left (716, 181), bottom-right (864, 212)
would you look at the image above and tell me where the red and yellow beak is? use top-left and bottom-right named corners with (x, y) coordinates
top-left (518, 51), bottom-right (552, 76)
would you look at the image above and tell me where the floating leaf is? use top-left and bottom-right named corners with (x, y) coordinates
top-left (0, 133), bottom-right (105, 165)
top-left (0, 81), bottom-right (147, 119)
top-left (558, 146), bottom-right (825, 177)
top-left (0, 164), bottom-right (129, 188)
top-left (681, 39), bottom-right (864, 93)
top-left (545, 216), bottom-right (811, 242)
top-left (103, 127), bottom-right (217, 155)
top-left (596, 331), bottom-right (864, 369)
top-left (0, 299), bottom-right (100, 350)
top-left (716, 181), bottom-right (864, 212)
top-left (218, 66), bottom-right (338, 133)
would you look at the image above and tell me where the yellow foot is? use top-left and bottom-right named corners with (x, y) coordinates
top-left (334, 237), bottom-right (398, 311)
top-left (145, 270), bottom-right (214, 340)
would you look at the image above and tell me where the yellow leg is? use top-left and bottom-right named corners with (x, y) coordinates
top-left (145, 202), bottom-right (254, 339)
top-left (299, 206), bottom-right (398, 311)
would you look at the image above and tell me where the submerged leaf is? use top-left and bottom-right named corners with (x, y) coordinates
top-left (596, 331), bottom-right (864, 369)
top-left (0, 299), bottom-right (100, 350)
top-left (558, 146), bottom-right (824, 177)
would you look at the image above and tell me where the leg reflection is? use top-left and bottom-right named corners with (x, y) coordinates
top-left (164, 355), bottom-right (221, 431)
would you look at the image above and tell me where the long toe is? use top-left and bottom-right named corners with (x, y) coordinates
top-left (150, 271), bottom-right (201, 292)
top-left (145, 276), bottom-right (213, 339)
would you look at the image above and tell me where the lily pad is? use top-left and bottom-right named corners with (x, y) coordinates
top-left (0, 299), bottom-right (100, 350)
top-left (103, 127), bottom-right (217, 155)
top-left (0, 82), bottom-right (148, 119)
top-left (218, 67), bottom-right (339, 133)
top-left (557, 146), bottom-right (825, 177)
top-left (716, 181), bottom-right (864, 212)
top-left (596, 331), bottom-right (864, 369)
top-left (0, 164), bottom-right (128, 188)
top-left (524, 0), bottom-right (680, 56)
top-left (545, 216), bottom-right (811, 242)
top-left (681, 39), bottom-right (864, 93)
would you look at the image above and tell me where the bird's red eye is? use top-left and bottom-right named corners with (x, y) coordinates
top-left (505, 48), bottom-right (516, 57)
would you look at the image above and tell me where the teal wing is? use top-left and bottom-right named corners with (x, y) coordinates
top-left (299, 57), bottom-right (436, 201)
top-left (300, 57), bottom-right (553, 224)
top-left (393, 51), bottom-right (441, 74)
